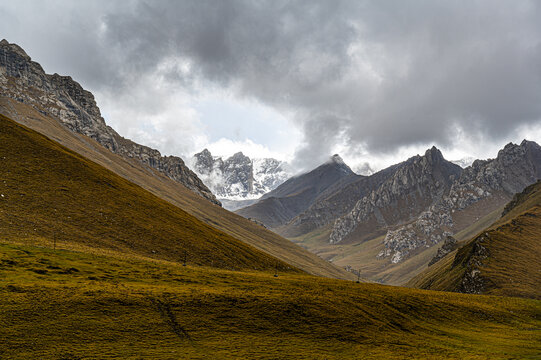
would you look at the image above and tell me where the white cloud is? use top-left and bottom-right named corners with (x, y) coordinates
top-left (94, 65), bottom-right (208, 157)
top-left (203, 138), bottom-right (290, 161)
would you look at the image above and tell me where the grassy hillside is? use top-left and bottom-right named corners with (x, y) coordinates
top-left (1, 242), bottom-right (540, 359)
top-left (0, 113), bottom-right (296, 272)
top-left (409, 181), bottom-right (541, 299)
top-left (0, 97), bottom-right (352, 279)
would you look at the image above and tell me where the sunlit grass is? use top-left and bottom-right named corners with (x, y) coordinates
top-left (1, 242), bottom-right (540, 359)
top-left (0, 113), bottom-right (296, 273)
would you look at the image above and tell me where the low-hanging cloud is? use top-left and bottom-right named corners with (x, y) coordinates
top-left (2, 0), bottom-right (541, 170)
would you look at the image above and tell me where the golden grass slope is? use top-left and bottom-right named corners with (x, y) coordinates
top-left (1, 242), bottom-right (540, 359)
top-left (0, 97), bottom-right (352, 279)
top-left (409, 181), bottom-right (541, 299)
top-left (0, 113), bottom-right (297, 272)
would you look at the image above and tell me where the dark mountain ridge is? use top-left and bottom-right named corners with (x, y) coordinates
top-left (236, 154), bottom-right (358, 230)
top-left (330, 147), bottom-right (463, 247)
top-left (371, 140), bottom-right (541, 264)
top-left (238, 140), bottom-right (541, 285)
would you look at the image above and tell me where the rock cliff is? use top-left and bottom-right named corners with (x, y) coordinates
top-left (331, 141), bottom-right (541, 264)
top-left (330, 147), bottom-right (462, 248)
top-left (380, 140), bottom-right (541, 263)
top-left (0, 40), bottom-right (219, 205)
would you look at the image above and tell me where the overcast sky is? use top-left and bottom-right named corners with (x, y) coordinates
top-left (1, 0), bottom-right (541, 173)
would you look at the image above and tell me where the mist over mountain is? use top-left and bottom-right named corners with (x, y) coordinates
top-left (190, 149), bottom-right (290, 209)
top-left (451, 157), bottom-right (476, 169)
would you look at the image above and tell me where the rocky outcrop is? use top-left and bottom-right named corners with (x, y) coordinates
top-left (377, 208), bottom-right (455, 264)
top-left (330, 147), bottom-right (462, 245)
top-left (191, 149), bottom-right (290, 201)
top-left (454, 233), bottom-right (491, 294)
top-left (375, 141), bottom-right (541, 263)
top-left (0, 39), bottom-right (219, 205)
top-left (428, 236), bottom-right (458, 266)
top-left (501, 180), bottom-right (541, 217)
top-left (222, 152), bottom-right (255, 196)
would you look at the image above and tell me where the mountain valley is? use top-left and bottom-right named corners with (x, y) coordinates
top-left (0, 40), bottom-right (348, 280)
top-left (0, 34), bottom-right (540, 360)
top-left (239, 141), bottom-right (541, 286)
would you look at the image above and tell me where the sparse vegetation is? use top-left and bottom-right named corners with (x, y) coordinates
top-left (0, 98), bottom-right (350, 279)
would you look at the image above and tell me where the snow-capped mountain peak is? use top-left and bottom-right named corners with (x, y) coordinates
top-left (190, 149), bottom-right (291, 204)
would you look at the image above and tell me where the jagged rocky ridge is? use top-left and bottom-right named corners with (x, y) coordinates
top-left (331, 141), bottom-right (541, 264)
top-left (0, 39), bottom-right (219, 205)
top-left (191, 149), bottom-right (290, 201)
top-left (330, 147), bottom-right (461, 245)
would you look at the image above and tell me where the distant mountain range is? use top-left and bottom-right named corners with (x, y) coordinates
top-left (2, 38), bottom-right (539, 290)
top-left (238, 141), bottom-right (541, 284)
top-left (190, 149), bottom-right (290, 210)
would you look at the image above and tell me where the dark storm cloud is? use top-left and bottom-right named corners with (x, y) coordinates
top-left (2, 0), bottom-right (541, 169)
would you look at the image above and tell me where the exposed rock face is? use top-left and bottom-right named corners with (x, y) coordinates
top-left (0, 40), bottom-right (219, 205)
top-left (428, 236), bottom-right (458, 266)
top-left (454, 233), bottom-right (491, 294)
top-left (223, 152), bottom-right (255, 196)
top-left (330, 147), bottom-right (462, 247)
top-left (347, 141), bottom-right (541, 264)
top-left (253, 158), bottom-right (290, 195)
top-left (412, 179), bottom-right (541, 297)
top-left (191, 149), bottom-right (290, 201)
top-left (384, 141), bottom-right (541, 263)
